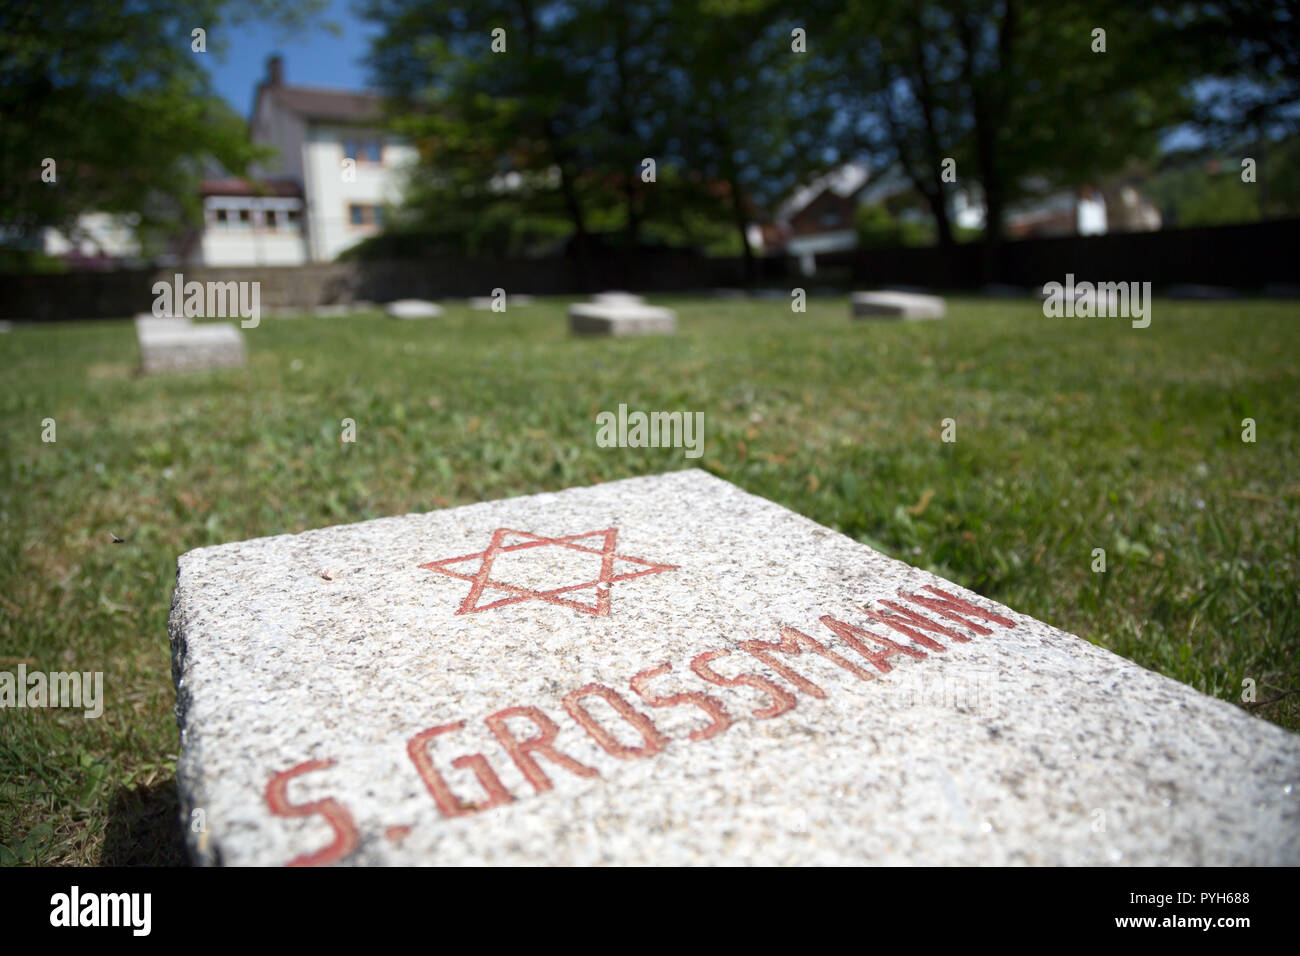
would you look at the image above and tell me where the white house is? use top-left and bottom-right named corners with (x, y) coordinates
top-left (197, 177), bottom-right (307, 266)
top-left (767, 163), bottom-right (985, 275)
top-left (767, 162), bottom-right (1161, 273)
top-left (195, 56), bottom-right (418, 266)
top-left (39, 213), bottom-right (142, 267)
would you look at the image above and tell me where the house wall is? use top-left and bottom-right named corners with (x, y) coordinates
top-left (301, 127), bottom-right (417, 262)
top-left (789, 191), bottom-right (857, 237)
top-left (198, 197), bottom-right (307, 267)
top-left (201, 231), bottom-right (307, 267)
top-left (251, 95), bottom-right (308, 183)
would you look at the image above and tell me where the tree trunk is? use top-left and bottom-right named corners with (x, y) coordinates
top-left (880, 73), bottom-right (955, 254)
top-left (957, 5), bottom-right (1017, 283)
top-left (907, 15), bottom-right (955, 251)
top-left (519, 0), bottom-right (591, 288)
top-left (624, 178), bottom-right (641, 247)
top-left (557, 158), bottom-right (593, 290)
top-left (727, 173), bottom-right (755, 286)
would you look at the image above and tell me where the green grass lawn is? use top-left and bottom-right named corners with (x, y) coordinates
top-left (1, 293), bottom-right (1297, 864)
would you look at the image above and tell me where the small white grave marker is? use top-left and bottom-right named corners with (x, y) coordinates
top-left (850, 290), bottom-right (946, 320)
top-left (136, 320), bottom-right (245, 374)
top-left (568, 302), bottom-right (676, 337)
top-left (384, 299), bottom-right (444, 319)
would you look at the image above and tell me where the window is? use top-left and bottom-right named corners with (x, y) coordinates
top-left (343, 139), bottom-right (383, 164)
top-left (237, 209), bottom-right (252, 229)
top-left (287, 209), bottom-right (301, 230)
top-left (214, 209), bottom-right (230, 229)
top-left (347, 204), bottom-right (385, 228)
top-left (265, 209), bottom-right (279, 231)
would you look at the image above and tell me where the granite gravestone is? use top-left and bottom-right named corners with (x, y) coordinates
top-left (568, 302), bottom-right (676, 337)
top-left (136, 319), bottom-right (245, 374)
top-left (850, 291), bottom-right (946, 320)
top-left (169, 470), bottom-right (1300, 866)
top-left (385, 300), bottom-right (444, 319)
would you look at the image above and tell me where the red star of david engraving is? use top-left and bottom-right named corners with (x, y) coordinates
top-left (419, 528), bottom-right (677, 617)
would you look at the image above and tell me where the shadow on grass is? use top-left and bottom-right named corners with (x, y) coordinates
top-left (101, 780), bottom-right (189, 866)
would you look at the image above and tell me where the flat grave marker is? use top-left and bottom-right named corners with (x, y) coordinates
top-left (169, 470), bottom-right (1300, 866)
top-left (568, 302), bottom-right (677, 337)
top-left (385, 299), bottom-right (444, 319)
top-left (137, 321), bottom-right (245, 374)
top-left (850, 290), bottom-right (946, 320)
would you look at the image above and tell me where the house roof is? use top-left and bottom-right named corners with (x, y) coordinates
top-left (775, 163), bottom-right (871, 224)
top-left (263, 85), bottom-right (386, 125)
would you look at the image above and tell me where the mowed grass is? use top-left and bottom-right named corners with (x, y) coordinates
top-left (1, 293), bottom-right (1298, 864)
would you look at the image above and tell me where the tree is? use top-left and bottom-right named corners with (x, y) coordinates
top-left (822, 3), bottom-right (968, 251)
top-left (1173, 0), bottom-right (1300, 142)
top-left (0, 0), bottom-right (326, 259)
top-left (362, 0), bottom-right (832, 281)
top-left (362, 0), bottom-right (615, 280)
top-left (822, 0), bottom-right (1196, 277)
top-left (659, 0), bottom-right (836, 282)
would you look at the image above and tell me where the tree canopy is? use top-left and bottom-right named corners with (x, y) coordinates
top-left (5, 0), bottom-right (1297, 270)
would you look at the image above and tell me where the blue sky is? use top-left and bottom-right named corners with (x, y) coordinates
top-left (201, 0), bottom-right (380, 119)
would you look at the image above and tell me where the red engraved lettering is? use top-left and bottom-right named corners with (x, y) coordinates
top-left (740, 626), bottom-right (877, 698)
top-left (690, 648), bottom-right (796, 719)
top-left (861, 603), bottom-right (957, 648)
top-left (629, 662), bottom-right (732, 742)
top-left (896, 585), bottom-right (1017, 634)
top-left (485, 705), bottom-right (599, 794)
top-left (818, 615), bottom-right (925, 674)
top-left (563, 683), bottom-right (670, 758)
top-left (265, 759), bottom-right (359, 867)
top-left (407, 721), bottom-right (513, 817)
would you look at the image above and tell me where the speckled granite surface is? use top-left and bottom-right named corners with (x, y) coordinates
top-left (850, 291), bottom-right (946, 319)
top-left (137, 322), bottom-right (245, 374)
top-left (568, 303), bottom-right (676, 336)
top-left (169, 470), bottom-right (1300, 865)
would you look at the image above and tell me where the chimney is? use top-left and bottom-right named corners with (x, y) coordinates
top-left (266, 55), bottom-right (284, 88)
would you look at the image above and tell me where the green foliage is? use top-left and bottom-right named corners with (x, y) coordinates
top-left (362, 0), bottom-right (833, 262)
top-left (1144, 136), bottom-right (1300, 228)
top-left (817, 0), bottom-right (1196, 253)
top-left (1146, 164), bottom-right (1261, 228)
top-left (855, 204), bottom-right (935, 247)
